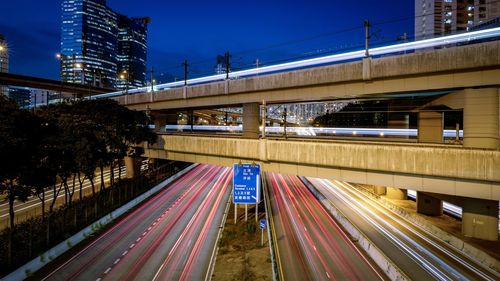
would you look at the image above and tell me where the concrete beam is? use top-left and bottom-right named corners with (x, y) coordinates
top-left (143, 135), bottom-right (500, 200)
top-left (118, 41), bottom-right (500, 111)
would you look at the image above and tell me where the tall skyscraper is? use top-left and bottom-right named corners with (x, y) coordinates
top-left (415, 0), bottom-right (500, 40)
top-left (0, 33), bottom-right (9, 96)
top-left (60, 0), bottom-right (149, 90)
top-left (116, 16), bottom-right (150, 90)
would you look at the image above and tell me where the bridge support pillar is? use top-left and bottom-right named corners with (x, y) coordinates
top-left (243, 103), bottom-right (260, 139)
top-left (462, 198), bottom-right (498, 241)
top-left (125, 156), bottom-right (142, 179)
top-left (386, 187), bottom-right (407, 200)
top-left (372, 186), bottom-right (386, 195)
top-left (152, 113), bottom-right (178, 133)
top-left (417, 192), bottom-right (443, 216)
top-left (418, 111), bottom-right (443, 143)
top-left (463, 88), bottom-right (499, 149)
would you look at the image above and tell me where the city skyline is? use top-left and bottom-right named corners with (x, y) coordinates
top-left (0, 0), bottom-right (413, 81)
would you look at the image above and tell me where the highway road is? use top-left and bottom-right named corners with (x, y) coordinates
top-left (0, 163), bottom-right (150, 228)
top-left (264, 172), bottom-right (386, 281)
top-left (308, 178), bottom-right (500, 281)
top-left (37, 164), bottom-right (232, 281)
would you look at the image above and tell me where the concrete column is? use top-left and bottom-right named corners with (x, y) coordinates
top-left (243, 103), bottom-right (260, 139)
top-left (462, 199), bottom-right (498, 241)
top-left (418, 111), bottom-right (443, 143)
top-left (373, 186), bottom-right (386, 195)
top-left (125, 156), bottom-right (142, 179)
top-left (386, 187), bottom-right (407, 200)
top-left (417, 192), bottom-right (443, 216)
top-left (154, 119), bottom-right (166, 133)
top-left (463, 88), bottom-right (500, 149)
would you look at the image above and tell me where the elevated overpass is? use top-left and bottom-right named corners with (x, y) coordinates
top-left (0, 72), bottom-right (114, 96)
top-left (115, 33), bottom-right (500, 240)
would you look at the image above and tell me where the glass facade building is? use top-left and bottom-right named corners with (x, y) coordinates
top-left (60, 0), bottom-right (149, 90)
top-left (0, 33), bottom-right (9, 96)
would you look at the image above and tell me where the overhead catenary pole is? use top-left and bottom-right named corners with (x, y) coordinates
top-left (364, 19), bottom-right (370, 57)
top-left (283, 107), bottom-right (288, 139)
top-left (182, 60), bottom-right (188, 86)
top-left (151, 66), bottom-right (155, 93)
top-left (262, 100), bottom-right (266, 139)
top-left (225, 51), bottom-right (230, 80)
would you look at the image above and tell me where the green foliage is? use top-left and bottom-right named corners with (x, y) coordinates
top-left (246, 223), bottom-right (256, 234)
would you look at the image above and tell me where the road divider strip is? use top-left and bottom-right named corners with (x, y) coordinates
top-left (263, 174), bottom-right (281, 281)
top-left (2, 164), bottom-right (197, 281)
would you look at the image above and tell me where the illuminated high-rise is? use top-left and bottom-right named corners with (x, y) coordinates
top-left (415, 0), bottom-right (500, 40)
top-left (60, 0), bottom-right (149, 90)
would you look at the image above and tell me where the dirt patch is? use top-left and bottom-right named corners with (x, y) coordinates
top-left (212, 203), bottom-right (273, 281)
top-left (383, 196), bottom-right (500, 261)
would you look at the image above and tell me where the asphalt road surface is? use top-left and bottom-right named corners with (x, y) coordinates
top-left (265, 172), bottom-right (386, 281)
top-left (37, 164), bottom-right (232, 281)
top-left (308, 178), bottom-right (500, 281)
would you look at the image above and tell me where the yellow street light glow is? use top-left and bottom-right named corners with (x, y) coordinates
top-left (380, 132), bottom-right (384, 137)
top-left (120, 74), bottom-right (125, 79)
top-left (74, 63), bottom-right (82, 68)
top-left (56, 53), bottom-right (61, 59)
top-left (353, 131), bottom-right (357, 135)
top-left (0, 46), bottom-right (4, 51)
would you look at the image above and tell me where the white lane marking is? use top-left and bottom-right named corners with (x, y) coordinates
top-left (147, 226), bottom-right (152, 231)
top-left (313, 246), bottom-right (317, 251)
top-left (136, 237), bottom-right (141, 242)
top-left (129, 243), bottom-right (135, 249)
top-left (104, 267), bottom-right (111, 274)
top-left (122, 250), bottom-right (128, 256)
top-left (96, 278), bottom-right (101, 281)
top-left (326, 271), bottom-right (331, 279)
top-left (142, 231), bottom-right (147, 236)
top-left (114, 258), bottom-right (120, 265)
top-left (304, 226), bottom-right (307, 232)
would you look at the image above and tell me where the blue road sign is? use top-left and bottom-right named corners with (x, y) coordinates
top-left (233, 163), bottom-right (261, 204)
top-left (260, 219), bottom-right (266, 230)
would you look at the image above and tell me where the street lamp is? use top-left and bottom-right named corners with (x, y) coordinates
top-left (120, 69), bottom-right (129, 95)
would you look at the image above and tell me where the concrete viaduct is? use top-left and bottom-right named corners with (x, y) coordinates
top-left (117, 41), bottom-right (500, 240)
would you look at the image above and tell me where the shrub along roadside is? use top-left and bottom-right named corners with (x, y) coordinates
top-left (0, 161), bottom-right (190, 277)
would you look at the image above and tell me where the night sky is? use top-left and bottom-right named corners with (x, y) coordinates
top-left (0, 0), bottom-right (414, 81)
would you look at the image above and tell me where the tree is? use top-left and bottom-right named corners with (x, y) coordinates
top-left (0, 95), bottom-right (38, 266)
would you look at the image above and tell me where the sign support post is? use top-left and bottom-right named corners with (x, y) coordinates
top-left (234, 203), bottom-right (237, 224)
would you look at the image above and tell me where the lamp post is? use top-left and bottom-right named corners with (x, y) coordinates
top-left (55, 53), bottom-right (64, 103)
top-left (120, 69), bottom-right (129, 95)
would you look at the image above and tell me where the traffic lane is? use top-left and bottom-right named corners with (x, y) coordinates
top-left (106, 165), bottom-right (230, 281)
top-left (266, 172), bottom-right (385, 281)
top-left (39, 164), bottom-right (212, 281)
top-left (314, 179), bottom-right (499, 281)
top-left (0, 167), bottom-right (121, 218)
top-left (151, 167), bottom-right (232, 281)
top-left (307, 177), bottom-right (434, 280)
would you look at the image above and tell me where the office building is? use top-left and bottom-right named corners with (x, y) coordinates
top-left (0, 33), bottom-right (9, 96)
top-left (415, 0), bottom-right (500, 40)
top-left (60, 0), bottom-right (149, 90)
top-left (116, 16), bottom-right (150, 90)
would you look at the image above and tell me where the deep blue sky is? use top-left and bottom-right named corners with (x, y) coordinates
top-left (0, 0), bottom-right (414, 81)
